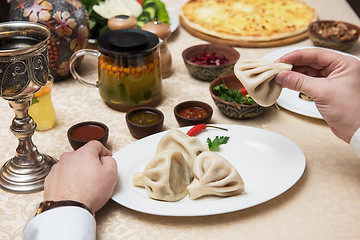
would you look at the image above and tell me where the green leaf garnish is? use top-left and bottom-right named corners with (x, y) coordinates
top-left (212, 83), bottom-right (255, 105)
top-left (206, 136), bottom-right (230, 151)
top-left (31, 97), bottom-right (39, 105)
top-left (80, 0), bottom-right (108, 39)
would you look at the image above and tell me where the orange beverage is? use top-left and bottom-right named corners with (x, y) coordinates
top-left (29, 78), bottom-right (56, 131)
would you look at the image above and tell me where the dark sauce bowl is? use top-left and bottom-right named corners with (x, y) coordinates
top-left (126, 107), bottom-right (164, 139)
top-left (174, 100), bottom-right (213, 127)
top-left (67, 121), bottom-right (109, 150)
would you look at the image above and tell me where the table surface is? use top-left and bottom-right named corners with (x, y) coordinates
top-left (1, 0), bottom-right (360, 239)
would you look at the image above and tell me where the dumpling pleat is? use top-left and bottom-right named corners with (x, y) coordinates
top-left (234, 58), bottom-right (292, 107)
top-left (187, 151), bottom-right (245, 200)
top-left (136, 150), bottom-right (191, 202)
top-left (156, 130), bottom-right (205, 170)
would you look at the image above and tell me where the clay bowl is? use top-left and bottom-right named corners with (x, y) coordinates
top-left (182, 43), bottom-right (240, 81)
top-left (174, 100), bottom-right (213, 127)
top-left (67, 121), bottom-right (109, 150)
top-left (126, 107), bottom-right (164, 139)
top-left (308, 20), bottom-right (360, 51)
top-left (210, 74), bottom-right (265, 119)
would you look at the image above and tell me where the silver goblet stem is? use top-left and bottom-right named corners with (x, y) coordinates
top-left (0, 96), bottom-right (56, 193)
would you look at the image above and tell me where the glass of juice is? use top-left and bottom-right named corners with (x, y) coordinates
top-left (29, 76), bottom-right (56, 131)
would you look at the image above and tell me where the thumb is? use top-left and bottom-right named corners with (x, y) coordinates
top-left (100, 156), bottom-right (118, 177)
top-left (100, 156), bottom-right (118, 185)
top-left (275, 71), bottom-right (323, 98)
top-left (100, 155), bottom-right (117, 169)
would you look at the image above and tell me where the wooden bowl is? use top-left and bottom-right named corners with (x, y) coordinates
top-left (174, 100), bottom-right (213, 127)
top-left (182, 43), bottom-right (240, 82)
top-left (308, 20), bottom-right (360, 51)
top-left (67, 121), bottom-right (109, 150)
top-left (126, 107), bottom-right (164, 139)
top-left (209, 74), bottom-right (265, 119)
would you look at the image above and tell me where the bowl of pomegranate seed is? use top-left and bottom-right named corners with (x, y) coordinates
top-left (182, 43), bottom-right (240, 81)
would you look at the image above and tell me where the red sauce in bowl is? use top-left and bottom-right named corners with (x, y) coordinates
top-left (178, 106), bottom-right (209, 119)
top-left (70, 124), bottom-right (105, 141)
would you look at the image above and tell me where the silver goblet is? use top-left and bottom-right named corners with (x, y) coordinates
top-left (0, 21), bottom-right (56, 193)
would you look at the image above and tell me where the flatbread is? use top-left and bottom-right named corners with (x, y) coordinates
top-left (180, 0), bottom-right (316, 42)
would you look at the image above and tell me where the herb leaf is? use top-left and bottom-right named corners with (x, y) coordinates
top-left (212, 83), bottom-right (255, 105)
top-left (207, 136), bottom-right (230, 151)
top-left (80, 0), bottom-right (108, 39)
top-left (31, 97), bottom-right (39, 105)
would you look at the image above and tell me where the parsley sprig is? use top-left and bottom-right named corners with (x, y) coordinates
top-left (31, 97), bottom-right (39, 105)
top-left (206, 136), bottom-right (230, 151)
top-left (212, 83), bottom-right (255, 105)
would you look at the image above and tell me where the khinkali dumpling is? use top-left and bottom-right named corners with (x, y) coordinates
top-left (133, 150), bottom-right (191, 202)
top-left (187, 151), bottom-right (244, 200)
top-left (156, 129), bottom-right (204, 169)
top-left (234, 59), bottom-right (292, 107)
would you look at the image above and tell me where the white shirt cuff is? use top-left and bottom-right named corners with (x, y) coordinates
top-left (23, 206), bottom-right (96, 240)
top-left (350, 128), bottom-right (360, 158)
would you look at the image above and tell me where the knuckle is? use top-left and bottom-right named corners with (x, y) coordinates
top-left (291, 75), bottom-right (304, 91)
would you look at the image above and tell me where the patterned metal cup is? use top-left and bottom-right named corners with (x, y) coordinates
top-left (0, 21), bottom-right (50, 99)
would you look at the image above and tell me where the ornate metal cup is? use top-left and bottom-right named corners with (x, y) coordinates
top-left (0, 21), bottom-right (56, 193)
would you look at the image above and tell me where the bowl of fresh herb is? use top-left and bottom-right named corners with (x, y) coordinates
top-left (209, 74), bottom-right (265, 119)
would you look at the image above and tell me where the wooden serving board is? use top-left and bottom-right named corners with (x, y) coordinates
top-left (180, 16), bottom-right (309, 48)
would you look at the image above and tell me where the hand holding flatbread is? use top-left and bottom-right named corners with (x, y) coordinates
top-left (234, 59), bottom-right (292, 107)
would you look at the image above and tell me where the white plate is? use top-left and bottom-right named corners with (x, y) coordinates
top-left (168, 10), bottom-right (179, 32)
top-left (276, 88), bottom-right (322, 119)
top-left (263, 46), bottom-right (360, 119)
top-left (111, 125), bottom-right (306, 216)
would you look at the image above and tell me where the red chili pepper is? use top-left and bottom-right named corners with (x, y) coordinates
top-left (187, 124), bottom-right (206, 136)
top-left (187, 124), bottom-right (228, 136)
top-left (240, 87), bottom-right (248, 95)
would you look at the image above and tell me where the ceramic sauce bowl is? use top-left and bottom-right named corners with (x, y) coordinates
top-left (67, 121), bottom-right (109, 150)
top-left (210, 74), bottom-right (265, 119)
top-left (174, 100), bottom-right (213, 127)
top-left (126, 107), bottom-right (164, 139)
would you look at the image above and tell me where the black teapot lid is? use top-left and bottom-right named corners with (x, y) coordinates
top-left (98, 29), bottom-right (159, 53)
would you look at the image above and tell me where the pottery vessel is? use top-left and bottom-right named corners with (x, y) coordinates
top-left (8, 0), bottom-right (89, 81)
top-left (174, 101), bottom-right (213, 127)
top-left (67, 121), bottom-right (109, 150)
top-left (182, 43), bottom-right (240, 82)
top-left (126, 107), bottom-right (164, 139)
top-left (210, 74), bottom-right (265, 119)
top-left (308, 20), bottom-right (360, 52)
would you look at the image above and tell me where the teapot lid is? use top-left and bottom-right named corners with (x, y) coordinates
top-left (98, 29), bottom-right (159, 53)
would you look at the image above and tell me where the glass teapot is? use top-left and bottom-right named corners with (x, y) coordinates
top-left (70, 29), bottom-right (162, 112)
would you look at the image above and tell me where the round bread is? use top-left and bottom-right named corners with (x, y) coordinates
top-left (181, 0), bottom-right (316, 42)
